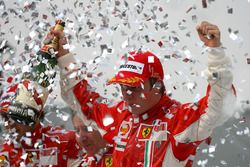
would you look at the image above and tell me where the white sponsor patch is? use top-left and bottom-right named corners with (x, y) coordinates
top-left (118, 121), bottom-right (132, 139)
top-left (39, 147), bottom-right (58, 166)
top-left (150, 131), bottom-right (168, 141)
top-left (119, 61), bottom-right (144, 74)
top-left (115, 141), bottom-right (127, 152)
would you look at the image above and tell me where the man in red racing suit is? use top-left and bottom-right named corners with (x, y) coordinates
top-left (55, 21), bottom-right (236, 166)
top-left (0, 80), bottom-right (81, 167)
top-left (0, 124), bottom-right (80, 167)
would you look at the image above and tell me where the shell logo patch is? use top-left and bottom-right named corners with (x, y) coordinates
top-left (118, 121), bottom-right (132, 138)
top-left (120, 124), bottom-right (130, 135)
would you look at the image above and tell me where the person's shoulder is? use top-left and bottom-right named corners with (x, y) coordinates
top-left (0, 142), bottom-right (14, 152)
top-left (162, 97), bottom-right (182, 112)
top-left (101, 100), bottom-right (131, 118)
top-left (0, 143), bottom-right (6, 151)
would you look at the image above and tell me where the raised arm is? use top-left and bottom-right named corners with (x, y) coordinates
top-left (196, 21), bottom-right (236, 139)
top-left (47, 29), bottom-right (129, 142)
top-left (174, 21), bottom-right (236, 143)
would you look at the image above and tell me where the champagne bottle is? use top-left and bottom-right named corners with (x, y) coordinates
top-left (31, 20), bottom-right (65, 88)
top-left (0, 22), bottom-right (66, 126)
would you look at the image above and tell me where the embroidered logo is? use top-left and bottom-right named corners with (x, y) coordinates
top-left (118, 121), bottom-right (132, 138)
top-left (120, 124), bottom-right (129, 135)
top-left (119, 61), bottom-right (144, 74)
top-left (142, 127), bottom-right (152, 138)
top-left (137, 124), bottom-right (154, 141)
top-left (27, 152), bottom-right (35, 163)
top-left (104, 156), bottom-right (113, 167)
top-left (137, 122), bottom-right (168, 141)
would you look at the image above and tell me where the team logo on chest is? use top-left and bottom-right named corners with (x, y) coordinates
top-left (137, 124), bottom-right (154, 141)
top-left (142, 127), bottom-right (152, 138)
top-left (25, 151), bottom-right (39, 164)
top-left (104, 155), bottom-right (113, 167)
top-left (137, 122), bottom-right (169, 141)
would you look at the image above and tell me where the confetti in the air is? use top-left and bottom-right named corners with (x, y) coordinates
top-left (0, 0), bottom-right (249, 166)
top-left (103, 115), bottom-right (114, 127)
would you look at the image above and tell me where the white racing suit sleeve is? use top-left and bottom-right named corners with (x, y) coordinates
top-left (57, 53), bottom-right (92, 124)
top-left (197, 46), bottom-right (236, 140)
top-left (174, 47), bottom-right (236, 143)
top-left (57, 53), bottom-right (107, 136)
top-left (165, 47), bottom-right (236, 167)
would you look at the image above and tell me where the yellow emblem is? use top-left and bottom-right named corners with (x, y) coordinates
top-left (120, 124), bottom-right (129, 136)
top-left (142, 127), bottom-right (152, 138)
top-left (0, 154), bottom-right (8, 167)
top-left (104, 156), bottom-right (113, 167)
top-left (27, 152), bottom-right (34, 163)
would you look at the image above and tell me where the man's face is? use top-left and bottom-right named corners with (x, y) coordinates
top-left (4, 117), bottom-right (34, 142)
top-left (120, 79), bottom-right (162, 116)
top-left (72, 115), bottom-right (107, 156)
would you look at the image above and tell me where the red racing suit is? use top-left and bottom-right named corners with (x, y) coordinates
top-left (0, 124), bottom-right (81, 167)
top-left (58, 47), bottom-right (236, 167)
top-left (71, 149), bottom-right (114, 167)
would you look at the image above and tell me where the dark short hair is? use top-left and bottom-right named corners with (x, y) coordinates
top-left (148, 77), bottom-right (165, 95)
